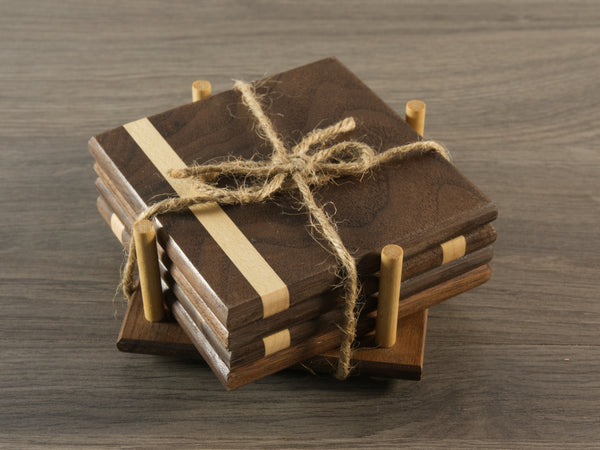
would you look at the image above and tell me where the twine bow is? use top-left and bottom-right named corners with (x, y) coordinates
top-left (122, 80), bottom-right (450, 380)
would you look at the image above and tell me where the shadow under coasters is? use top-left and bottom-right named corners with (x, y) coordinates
top-left (90, 57), bottom-right (497, 389)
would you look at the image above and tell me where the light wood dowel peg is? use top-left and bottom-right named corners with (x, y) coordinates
top-left (192, 80), bottom-right (212, 102)
top-left (405, 100), bottom-right (426, 136)
top-left (375, 244), bottom-right (404, 347)
top-left (133, 219), bottom-right (165, 322)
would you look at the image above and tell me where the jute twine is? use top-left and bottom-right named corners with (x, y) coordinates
top-left (121, 80), bottom-right (450, 380)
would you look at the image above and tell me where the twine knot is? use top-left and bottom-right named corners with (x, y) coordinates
top-left (121, 79), bottom-right (450, 380)
top-left (288, 154), bottom-right (311, 174)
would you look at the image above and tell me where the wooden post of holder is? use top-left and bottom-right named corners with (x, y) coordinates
top-left (132, 79), bottom-right (212, 322)
top-left (405, 100), bottom-right (426, 137)
top-left (192, 80), bottom-right (212, 102)
top-left (375, 245), bottom-right (404, 347)
top-left (133, 219), bottom-right (164, 322)
top-left (374, 99), bottom-right (427, 346)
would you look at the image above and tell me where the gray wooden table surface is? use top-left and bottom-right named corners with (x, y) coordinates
top-left (1, 0), bottom-right (598, 447)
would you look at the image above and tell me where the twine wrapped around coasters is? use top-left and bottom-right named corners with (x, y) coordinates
top-left (121, 80), bottom-right (450, 380)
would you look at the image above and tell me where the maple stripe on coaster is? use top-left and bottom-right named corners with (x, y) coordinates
top-left (110, 213), bottom-right (125, 243)
top-left (262, 329), bottom-right (291, 356)
top-left (123, 118), bottom-right (290, 318)
top-left (441, 235), bottom-right (467, 264)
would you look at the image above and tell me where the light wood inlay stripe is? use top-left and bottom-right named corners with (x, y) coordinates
top-left (110, 213), bottom-right (125, 245)
top-left (123, 118), bottom-right (290, 318)
top-left (441, 235), bottom-right (467, 264)
top-left (262, 329), bottom-right (291, 356)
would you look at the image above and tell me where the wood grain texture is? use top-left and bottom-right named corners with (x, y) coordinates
top-left (1, 0), bottom-right (598, 446)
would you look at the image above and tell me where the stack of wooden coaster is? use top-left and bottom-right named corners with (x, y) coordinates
top-left (90, 57), bottom-right (497, 390)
